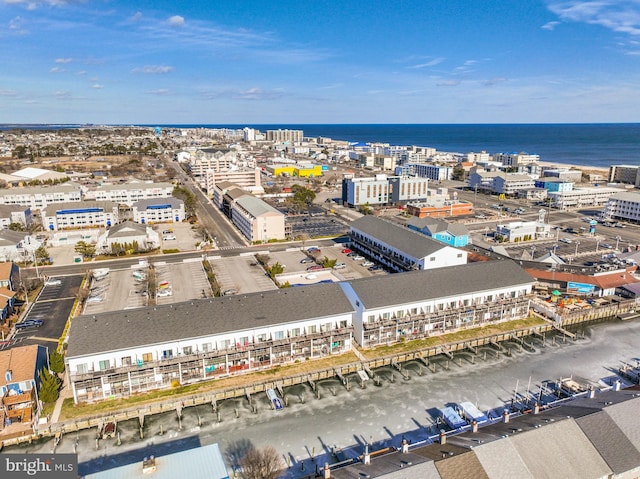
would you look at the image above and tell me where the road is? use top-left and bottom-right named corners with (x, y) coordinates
top-left (166, 159), bottom-right (246, 249)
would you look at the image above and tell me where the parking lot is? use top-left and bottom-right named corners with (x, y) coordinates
top-left (287, 215), bottom-right (350, 238)
top-left (7, 275), bottom-right (82, 350)
top-left (83, 259), bottom-right (213, 314)
top-left (208, 255), bottom-right (278, 295)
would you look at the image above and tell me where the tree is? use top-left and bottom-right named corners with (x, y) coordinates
top-left (173, 185), bottom-right (197, 216)
top-left (38, 368), bottom-right (61, 403)
top-left (266, 262), bottom-right (284, 279)
top-left (74, 241), bottom-right (96, 259)
top-left (322, 256), bottom-right (337, 269)
top-left (7, 222), bottom-right (25, 231)
top-left (290, 184), bottom-right (316, 211)
top-left (451, 165), bottom-right (466, 181)
top-left (34, 246), bottom-right (50, 264)
top-left (239, 446), bottom-right (283, 479)
top-left (49, 351), bottom-right (65, 374)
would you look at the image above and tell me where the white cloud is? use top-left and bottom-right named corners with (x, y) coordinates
top-left (436, 79), bottom-right (461, 87)
top-left (541, 20), bottom-right (561, 30)
top-left (130, 11), bottom-right (142, 22)
top-left (408, 57), bottom-right (445, 69)
top-left (91, 84), bottom-right (103, 89)
top-left (168, 15), bottom-right (185, 27)
top-left (131, 65), bottom-right (173, 74)
top-left (55, 57), bottom-right (72, 64)
top-left (146, 89), bottom-right (170, 95)
top-left (0, 89), bottom-right (18, 96)
top-left (1, 0), bottom-right (74, 8)
top-left (49, 66), bottom-right (65, 73)
top-left (547, 0), bottom-right (640, 35)
top-left (481, 77), bottom-right (508, 86)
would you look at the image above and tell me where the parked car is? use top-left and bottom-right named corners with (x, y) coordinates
top-left (163, 235), bottom-right (176, 240)
top-left (44, 279), bottom-right (62, 286)
top-left (307, 247), bottom-right (321, 253)
top-left (15, 319), bottom-right (44, 329)
top-left (223, 289), bottom-right (237, 295)
top-left (559, 238), bottom-right (573, 244)
top-left (351, 255), bottom-right (364, 260)
top-left (602, 243), bottom-right (613, 249)
top-left (333, 263), bottom-right (346, 270)
top-left (362, 261), bottom-right (374, 267)
top-left (368, 265), bottom-right (381, 271)
top-left (300, 258), bottom-right (314, 264)
top-left (307, 265), bottom-right (323, 271)
top-left (341, 248), bottom-right (353, 254)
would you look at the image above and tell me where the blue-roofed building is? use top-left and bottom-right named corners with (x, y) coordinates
top-left (42, 201), bottom-right (119, 231)
top-left (83, 443), bottom-right (230, 479)
top-left (132, 197), bottom-right (185, 224)
top-left (535, 178), bottom-right (574, 193)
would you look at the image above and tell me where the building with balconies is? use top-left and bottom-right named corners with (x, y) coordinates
top-left (548, 186), bottom-right (624, 210)
top-left (339, 260), bottom-right (533, 348)
top-left (602, 191), bottom-right (640, 223)
top-left (42, 201), bottom-right (119, 231)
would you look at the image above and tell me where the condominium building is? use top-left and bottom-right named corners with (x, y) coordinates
top-left (609, 165), bottom-right (640, 187)
top-left (132, 198), bottom-right (186, 224)
top-left (265, 129), bottom-right (303, 143)
top-left (349, 216), bottom-right (467, 272)
top-left (230, 195), bottom-right (286, 242)
top-left (547, 187), bottom-right (623, 209)
top-left (395, 163), bottom-right (452, 181)
top-left (204, 168), bottom-right (262, 193)
top-left (602, 191), bottom-right (640, 223)
top-left (190, 148), bottom-right (238, 178)
top-left (494, 152), bottom-right (540, 167)
top-left (0, 183), bottom-right (83, 209)
top-left (65, 260), bottom-right (533, 403)
top-left (88, 182), bottom-right (174, 206)
top-left (42, 201), bottom-right (119, 231)
top-left (342, 175), bottom-right (431, 207)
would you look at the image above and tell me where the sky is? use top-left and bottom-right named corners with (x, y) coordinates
top-left (1, 0), bottom-right (640, 125)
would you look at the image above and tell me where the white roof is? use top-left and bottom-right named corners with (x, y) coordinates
top-left (13, 167), bottom-right (55, 179)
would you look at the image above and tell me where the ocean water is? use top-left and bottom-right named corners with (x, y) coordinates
top-left (159, 123), bottom-right (640, 169)
top-left (3, 123), bottom-right (639, 169)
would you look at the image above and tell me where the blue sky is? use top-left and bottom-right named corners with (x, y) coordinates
top-left (1, 0), bottom-right (640, 124)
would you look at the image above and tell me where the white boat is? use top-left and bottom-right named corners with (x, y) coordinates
top-left (266, 388), bottom-right (283, 410)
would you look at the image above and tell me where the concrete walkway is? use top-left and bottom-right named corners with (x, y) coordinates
top-left (49, 376), bottom-right (73, 424)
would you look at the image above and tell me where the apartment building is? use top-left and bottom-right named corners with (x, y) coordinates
top-left (547, 187), bottom-right (623, 209)
top-left (265, 129), bottom-right (303, 143)
top-left (132, 198), bottom-right (186, 224)
top-left (349, 216), bottom-right (467, 272)
top-left (494, 152), bottom-right (540, 167)
top-left (342, 175), bottom-right (431, 207)
top-left (609, 165), bottom-right (640, 187)
top-left (602, 191), bottom-right (640, 223)
top-left (88, 182), bottom-right (174, 206)
top-left (65, 260), bottom-right (533, 403)
top-left (42, 201), bottom-right (119, 231)
top-left (396, 163), bottom-right (452, 181)
top-left (230, 195), bottom-right (286, 242)
top-left (0, 183), bottom-right (83, 209)
top-left (205, 167), bottom-right (262, 193)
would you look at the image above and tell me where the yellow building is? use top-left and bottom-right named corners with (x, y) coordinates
top-left (267, 164), bottom-right (323, 178)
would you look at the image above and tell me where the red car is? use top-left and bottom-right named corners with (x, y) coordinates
top-left (342, 248), bottom-right (352, 254)
top-left (306, 265), bottom-right (323, 271)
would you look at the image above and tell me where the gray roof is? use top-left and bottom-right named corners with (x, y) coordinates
top-left (0, 183), bottom-right (82, 196)
top-left (67, 283), bottom-right (354, 358)
top-left (610, 191), bottom-right (640, 202)
top-left (234, 195), bottom-right (282, 217)
top-left (576, 410), bottom-right (640, 475)
top-left (351, 216), bottom-right (450, 259)
top-left (106, 221), bottom-right (147, 238)
top-left (97, 182), bottom-right (174, 192)
top-left (408, 218), bottom-right (469, 237)
top-left (509, 418), bottom-right (612, 478)
top-left (0, 229), bottom-right (29, 246)
top-left (42, 200), bottom-right (118, 216)
top-left (331, 452), bottom-right (439, 479)
top-left (0, 205), bottom-right (30, 215)
top-left (132, 197), bottom-right (184, 209)
top-left (225, 187), bottom-right (249, 201)
top-left (473, 439), bottom-right (534, 479)
top-left (345, 260), bottom-right (533, 310)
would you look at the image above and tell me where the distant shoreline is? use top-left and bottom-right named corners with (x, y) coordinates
top-left (537, 160), bottom-right (608, 174)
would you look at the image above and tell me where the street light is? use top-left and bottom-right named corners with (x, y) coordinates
top-left (574, 241), bottom-right (580, 256)
top-left (615, 235), bottom-right (621, 250)
top-left (595, 239), bottom-right (600, 252)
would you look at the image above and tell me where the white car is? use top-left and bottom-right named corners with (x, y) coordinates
top-left (351, 255), bottom-right (364, 261)
top-left (163, 235), bottom-right (176, 241)
top-left (362, 261), bottom-right (374, 267)
top-left (45, 279), bottom-right (62, 286)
